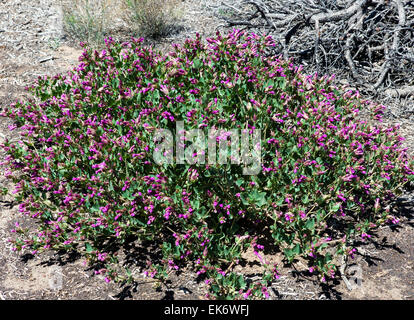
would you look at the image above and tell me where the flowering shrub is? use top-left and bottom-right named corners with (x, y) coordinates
top-left (1, 30), bottom-right (413, 299)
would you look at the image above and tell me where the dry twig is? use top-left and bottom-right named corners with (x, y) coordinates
top-left (217, 0), bottom-right (414, 98)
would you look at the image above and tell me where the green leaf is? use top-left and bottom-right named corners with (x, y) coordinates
top-left (249, 190), bottom-right (267, 207)
top-left (85, 243), bottom-right (93, 253)
top-left (324, 253), bottom-right (333, 264)
top-left (292, 243), bottom-right (301, 255)
top-left (284, 244), bottom-right (300, 262)
top-left (305, 218), bottom-right (315, 231)
top-left (211, 284), bottom-right (220, 293)
top-left (237, 275), bottom-right (246, 290)
top-left (240, 194), bottom-right (249, 206)
top-left (331, 203), bottom-right (341, 212)
top-left (193, 58), bottom-right (203, 69)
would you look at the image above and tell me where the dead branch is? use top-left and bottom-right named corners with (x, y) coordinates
top-left (373, 0), bottom-right (407, 89)
top-left (216, 0), bottom-right (414, 101)
top-left (384, 86), bottom-right (414, 98)
top-left (309, 0), bottom-right (368, 24)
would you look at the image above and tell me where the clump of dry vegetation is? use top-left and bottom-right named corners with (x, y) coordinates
top-left (60, 0), bottom-right (182, 46)
top-left (124, 0), bottom-right (182, 38)
top-left (60, 0), bottom-right (111, 46)
top-left (220, 0), bottom-right (414, 92)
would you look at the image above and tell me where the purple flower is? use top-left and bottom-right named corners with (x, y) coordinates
top-left (243, 289), bottom-right (252, 299)
top-left (337, 193), bottom-right (346, 202)
top-left (361, 233), bottom-right (371, 241)
top-left (342, 174), bottom-right (357, 182)
top-left (100, 205), bottom-right (109, 213)
top-left (92, 161), bottom-right (107, 173)
top-left (164, 207), bottom-right (173, 220)
top-left (262, 286), bottom-right (270, 299)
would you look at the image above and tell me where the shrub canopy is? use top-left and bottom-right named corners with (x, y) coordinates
top-left (2, 30), bottom-right (413, 299)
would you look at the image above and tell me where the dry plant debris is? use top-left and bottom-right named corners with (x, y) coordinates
top-left (216, 0), bottom-right (414, 96)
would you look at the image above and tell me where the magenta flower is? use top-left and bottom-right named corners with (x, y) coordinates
top-left (100, 205), bottom-right (109, 213)
top-left (337, 193), bottom-right (346, 202)
top-left (147, 216), bottom-right (155, 225)
top-left (361, 233), bottom-right (371, 241)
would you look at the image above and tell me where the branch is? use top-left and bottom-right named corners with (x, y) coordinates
top-left (373, 0), bottom-right (407, 89)
top-left (384, 86), bottom-right (414, 97)
top-left (309, 0), bottom-right (368, 24)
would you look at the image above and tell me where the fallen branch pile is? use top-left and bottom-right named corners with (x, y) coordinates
top-left (219, 0), bottom-right (414, 96)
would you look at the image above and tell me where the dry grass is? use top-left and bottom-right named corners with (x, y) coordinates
top-left (60, 0), bottom-right (113, 46)
top-left (124, 0), bottom-right (182, 38)
top-left (60, 0), bottom-right (182, 47)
